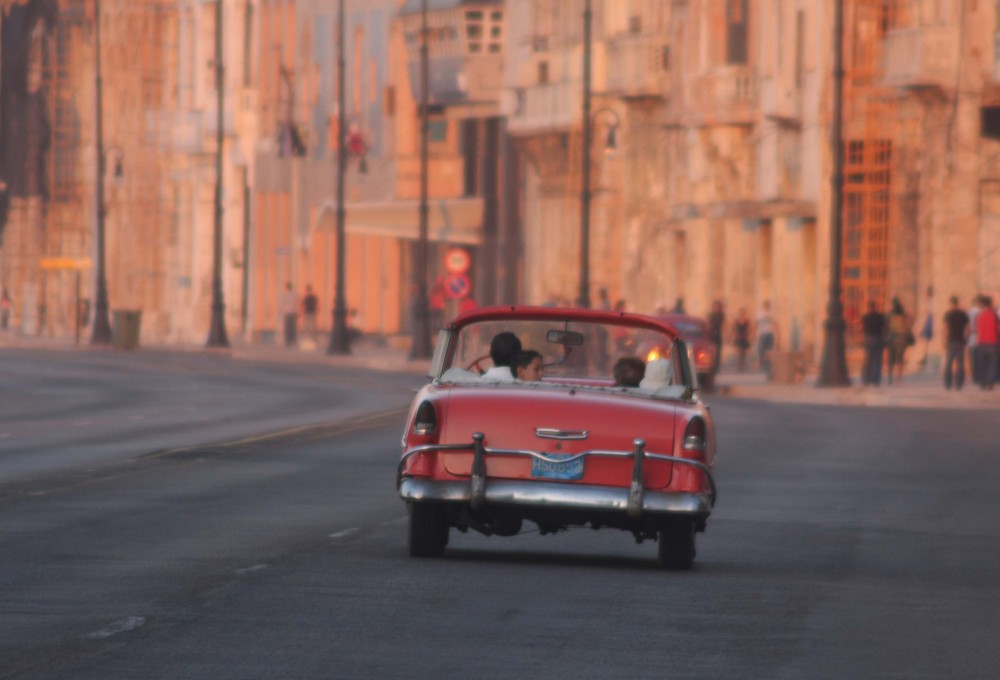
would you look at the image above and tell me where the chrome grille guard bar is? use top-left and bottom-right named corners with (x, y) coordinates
top-left (397, 433), bottom-right (716, 516)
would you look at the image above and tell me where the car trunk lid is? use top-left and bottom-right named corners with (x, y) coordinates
top-left (437, 385), bottom-right (677, 489)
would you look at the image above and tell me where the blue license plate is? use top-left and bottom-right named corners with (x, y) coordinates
top-left (531, 454), bottom-right (584, 480)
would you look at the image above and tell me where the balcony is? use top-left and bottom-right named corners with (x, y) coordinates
top-left (604, 34), bottom-right (671, 100)
top-left (883, 27), bottom-right (960, 92)
top-left (506, 81), bottom-right (578, 135)
top-left (681, 65), bottom-right (757, 125)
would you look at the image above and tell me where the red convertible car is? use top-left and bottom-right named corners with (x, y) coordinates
top-left (397, 306), bottom-right (717, 569)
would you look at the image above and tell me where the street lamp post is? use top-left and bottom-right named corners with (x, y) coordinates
top-left (578, 0), bottom-right (593, 309)
top-left (817, 0), bottom-right (850, 386)
top-left (409, 0), bottom-right (433, 359)
top-left (90, 0), bottom-right (112, 345)
top-left (327, 0), bottom-right (351, 354)
top-left (207, 0), bottom-right (229, 347)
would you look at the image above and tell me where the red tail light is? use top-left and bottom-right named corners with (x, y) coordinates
top-left (413, 400), bottom-right (437, 436)
top-left (682, 417), bottom-right (706, 453)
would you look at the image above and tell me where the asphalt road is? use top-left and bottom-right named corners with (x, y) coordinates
top-left (2, 353), bottom-right (999, 678)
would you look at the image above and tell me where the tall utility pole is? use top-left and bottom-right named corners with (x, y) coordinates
top-left (327, 0), bottom-right (351, 354)
top-left (577, 0), bottom-right (593, 309)
top-left (207, 0), bottom-right (229, 347)
top-left (817, 0), bottom-right (850, 386)
top-left (90, 0), bottom-right (112, 344)
top-left (409, 0), bottom-right (433, 359)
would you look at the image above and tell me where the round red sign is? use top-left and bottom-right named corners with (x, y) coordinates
top-left (444, 248), bottom-right (471, 274)
top-left (443, 273), bottom-right (471, 300)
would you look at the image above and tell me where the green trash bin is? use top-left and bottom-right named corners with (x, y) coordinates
top-left (112, 310), bottom-right (142, 350)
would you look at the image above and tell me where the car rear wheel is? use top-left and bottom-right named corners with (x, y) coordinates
top-left (408, 502), bottom-right (449, 558)
top-left (658, 521), bottom-right (695, 570)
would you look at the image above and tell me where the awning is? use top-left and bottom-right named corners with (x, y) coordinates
top-left (339, 196), bottom-right (484, 245)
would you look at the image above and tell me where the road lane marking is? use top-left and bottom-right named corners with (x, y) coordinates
top-left (329, 528), bottom-right (359, 539)
top-left (234, 563), bottom-right (269, 575)
top-left (145, 407), bottom-right (408, 459)
top-left (87, 616), bottom-right (147, 640)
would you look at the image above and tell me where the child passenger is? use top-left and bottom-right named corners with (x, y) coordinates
top-left (512, 350), bottom-right (544, 381)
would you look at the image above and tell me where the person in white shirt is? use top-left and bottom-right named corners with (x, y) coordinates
top-left (481, 331), bottom-right (522, 382)
top-left (755, 300), bottom-right (778, 376)
top-left (969, 295), bottom-right (982, 386)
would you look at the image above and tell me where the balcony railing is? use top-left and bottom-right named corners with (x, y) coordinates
top-left (883, 26), bottom-right (960, 91)
top-left (684, 65), bottom-right (756, 124)
top-left (604, 34), bottom-right (671, 99)
top-left (507, 80), bottom-right (578, 135)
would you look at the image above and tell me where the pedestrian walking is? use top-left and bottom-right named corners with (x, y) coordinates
top-left (886, 297), bottom-right (913, 385)
top-left (280, 282), bottom-right (298, 347)
top-left (707, 300), bottom-right (725, 374)
top-left (976, 295), bottom-right (999, 390)
top-left (301, 285), bottom-right (319, 345)
top-left (755, 300), bottom-right (778, 377)
top-left (942, 295), bottom-right (970, 390)
top-left (859, 300), bottom-right (886, 386)
top-left (968, 295), bottom-right (983, 386)
top-left (0, 288), bottom-right (12, 331)
top-left (917, 285), bottom-right (934, 368)
top-left (733, 307), bottom-right (751, 372)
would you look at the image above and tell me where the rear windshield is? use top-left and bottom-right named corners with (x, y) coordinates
top-left (446, 318), bottom-right (680, 386)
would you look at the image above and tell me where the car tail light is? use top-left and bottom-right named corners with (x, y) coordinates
top-left (695, 348), bottom-right (711, 367)
top-left (682, 417), bottom-right (706, 453)
top-left (413, 400), bottom-right (437, 436)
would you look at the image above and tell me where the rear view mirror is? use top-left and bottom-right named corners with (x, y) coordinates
top-left (546, 330), bottom-right (584, 346)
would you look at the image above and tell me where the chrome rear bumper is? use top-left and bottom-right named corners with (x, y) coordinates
top-left (398, 435), bottom-right (716, 519)
top-left (399, 478), bottom-right (713, 517)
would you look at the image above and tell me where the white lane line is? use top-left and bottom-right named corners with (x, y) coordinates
top-left (87, 616), bottom-right (147, 640)
top-left (234, 563), bottom-right (269, 575)
top-left (329, 528), bottom-right (359, 539)
top-left (381, 516), bottom-right (408, 527)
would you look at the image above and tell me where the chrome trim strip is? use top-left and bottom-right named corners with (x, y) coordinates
top-left (535, 427), bottom-right (590, 441)
top-left (399, 479), bottom-right (713, 516)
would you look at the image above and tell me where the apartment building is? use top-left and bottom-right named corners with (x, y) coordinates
top-left (0, 0), bottom-right (254, 344)
top-left (248, 0), bottom-right (511, 342)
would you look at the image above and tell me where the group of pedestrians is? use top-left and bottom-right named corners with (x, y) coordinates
top-left (860, 297), bottom-right (916, 386)
top-left (707, 300), bottom-right (776, 375)
top-left (860, 294), bottom-right (1000, 390)
top-left (280, 282), bottom-right (321, 348)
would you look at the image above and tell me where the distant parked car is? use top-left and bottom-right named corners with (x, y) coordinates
top-left (659, 314), bottom-right (718, 391)
top-left (397, 306), bottom-right (717, 569)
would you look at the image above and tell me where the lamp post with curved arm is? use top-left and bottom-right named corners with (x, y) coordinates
top-left (90, 0), bottom-right (112, 345)
top-left (206, 0), bottom-right (229, 347)
top-left (327, 0), bottom-right (351, 354)
top-left (817, 0), bottom-right (850, 386)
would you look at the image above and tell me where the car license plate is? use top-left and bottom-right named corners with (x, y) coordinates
top-left (531, 454), bottom-right (584, 480)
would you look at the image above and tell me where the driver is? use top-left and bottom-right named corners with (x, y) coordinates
top-left (482, 331), bottom-right (522, 382)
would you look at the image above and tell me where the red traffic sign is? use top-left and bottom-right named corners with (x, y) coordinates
top-left (443, 273), bottom-right (471, 300)
top-left (444, 248), bottom-right (471, 274)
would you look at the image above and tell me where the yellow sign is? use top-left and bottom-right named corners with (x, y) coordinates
top-left (40, 257), bottom-right (93, 271)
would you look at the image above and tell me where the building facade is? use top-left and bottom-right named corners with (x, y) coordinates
top-left (0, 0), bottom-right (254, 345)
top-left (4, 0), bottom-right (1000, 366)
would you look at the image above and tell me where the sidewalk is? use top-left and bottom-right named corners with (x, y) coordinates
top-left (4, 330), bottom-right (998, 410)
top-left (716, 366), bottom-right (1000, 410)
top-left (0, 329), bottom-right (432, 376)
